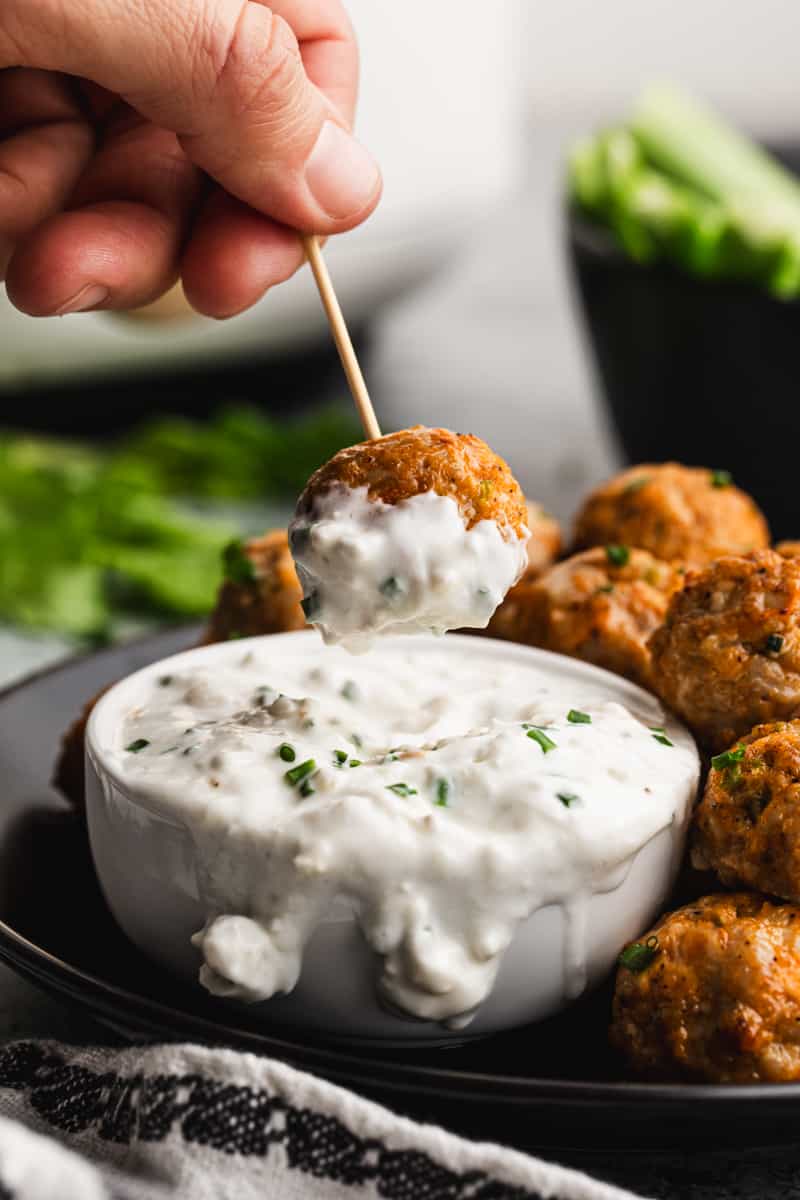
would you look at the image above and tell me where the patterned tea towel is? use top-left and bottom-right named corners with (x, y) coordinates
top-left (0, 1038), bottom-right (641, 1200)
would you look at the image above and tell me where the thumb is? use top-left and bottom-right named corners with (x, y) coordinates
top-left (3, 0), bottom-right (382, 234)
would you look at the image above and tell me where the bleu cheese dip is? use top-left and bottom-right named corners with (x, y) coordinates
top-left (106, 634), bottom-right (699, 1029)
top-left (289, 486), bottom-right (528, 652)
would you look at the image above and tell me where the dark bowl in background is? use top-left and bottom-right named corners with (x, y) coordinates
top-left (566, 161), bottom-right (800, 541)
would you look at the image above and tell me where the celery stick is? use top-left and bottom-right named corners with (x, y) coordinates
top-left (632, 84), bottom-right (800, 229)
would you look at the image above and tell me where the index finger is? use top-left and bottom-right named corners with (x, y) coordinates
top-left (268, 0), bottom-right (358, 126)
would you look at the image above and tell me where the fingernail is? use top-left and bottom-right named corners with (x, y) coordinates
top-left (305, 122), bottom-right (380, 220)
top-left (56, 284), bottom-right (109, 315)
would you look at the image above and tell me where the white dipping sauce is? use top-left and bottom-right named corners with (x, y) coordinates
top-left (115, 639), bottom-right (698, 1027)
top-left (289, 486), bottom-right (528, 651)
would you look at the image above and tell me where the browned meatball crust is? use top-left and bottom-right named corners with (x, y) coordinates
top-left (693, 720), bottom-right (800, 902)
top-left (649, 550), bottom-right (800, 751)
top-left (523, 501), bottom-right (562, 579)
top-left (573, 463), bottom-right (769, 567)
top-left (486, 546), bottom-right (681, 687)
top-left (295, 426), bottom-right (528, 538)
top-left (203, 530), bottom-right (306, 644)
top-left (611, 893), bottom-right (800, 1083)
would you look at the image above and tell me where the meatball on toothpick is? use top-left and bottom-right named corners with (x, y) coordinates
top-left (289, 426), bottom-right (529, 651)
top-left (649, 550), bottom-right (800, 751)
top-left (573, 463), bottom-right (769, 567)
top-left (611, 894), bottom-right (800, 1083)
top-left (487, 546), bottom-right (682, 688)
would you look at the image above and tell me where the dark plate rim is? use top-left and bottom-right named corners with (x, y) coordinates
top-left (4, 632), bottom-right (800, 1109)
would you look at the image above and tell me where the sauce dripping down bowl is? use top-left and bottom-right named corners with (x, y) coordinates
top-left (85, 632), bottom-right (699, 1044)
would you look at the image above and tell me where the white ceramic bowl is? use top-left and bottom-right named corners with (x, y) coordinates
top-left (85, 633), bottom-right (698, 1044)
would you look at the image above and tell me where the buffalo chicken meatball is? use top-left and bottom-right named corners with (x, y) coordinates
top-left (572, 463), bottom-right (769, 567)
top-left (486, 546), bottom-right (682, 687)
top-left (693, 720), bottom-right (800, 903)
top-left (649, 550), bottom-right (800, 751)
top-left (523, 501), bottom-right (562, 579)
top-left (289, 426), bottom-right (529, 650)
top-left (203, 531), bottom-right (306, 644)
top-left (611, 893), bottom-right (800, 1083)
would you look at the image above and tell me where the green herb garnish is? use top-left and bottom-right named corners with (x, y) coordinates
top-left (711, 745), bottom-right (746, 772)
top-left (380, 576), bottom-right (403, 599)
top-left (349, 759), bottom-right (362, 768)
top-left (435, 779), bottom-right (450, 807)
top-left (766, 633), bottom-right (784, 654)
top-left (526, 727), bottom-right (557, 754)
top-left (341, 680), bottom-right (358, 701)
top-left (350, 733), bottom-right (363, 749)
top-left (710, 469), bottom-right (732, 489)
top-left (650, 727), bottom-right (674, 747)
top-left (333, 749), bottom-right (349, 766)
top-left (568, 710), bottom-right (592, 725)
top-left (158, 675), bottom-right (173, 687)
top-left (284, 759), bottom-right (316, 786)
top-left (125, 738), bottom-right (150, 753)
top-left (222, 539), bottom-right (256, 585)
top-left (387, 782), bottom-right (418, 797)
top-left (605, 544), bottom-right (630, 567)
top-left (299, 777), bottom-right (315, 798)
top-left (278, 743), bottom-right (296, 763)
top-left (618, 935), bottom-right (659, 973)
top-left (557, 792), bottom-right (580, 808)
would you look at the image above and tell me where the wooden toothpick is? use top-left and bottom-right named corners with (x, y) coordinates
top-left (302, 235), bottom-right (381, 441)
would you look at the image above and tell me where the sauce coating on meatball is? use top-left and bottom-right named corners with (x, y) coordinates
top-left (289, 427), bottom-right (529, 651)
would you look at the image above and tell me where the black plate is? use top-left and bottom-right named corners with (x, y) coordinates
top-left (1, 629), bottom-right (799, 1168)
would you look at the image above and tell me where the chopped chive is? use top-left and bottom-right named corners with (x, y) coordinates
top-left (300, 591), bottom-right (321, 620)
top-left (333, 749), bottom-right (348, 766)
top-left (435, 779), bottom-right (450, 807)
top-left (765, 633), bottom-right (784, 654)
top-left (350, 733), bottom-right (363, 749)
top-left (222, 539), bottom-right (256, 585)
top-left (710, 468), bottom-right (732, 489)
top-left (526, 727), bottom-right (557, 753)
top-left (567, 709), bottom-right (592, 725)
top-left (341, 680), bottom-right (358, 701)
top-left (349, 759), bottom-right (362, 768)
top-left (387, 782), bottom-right (418, 797)
top-left (284, 758), bottom-right (316, 786)
top-left (299, 777), bottom-right (315, 798)
top-left (711, 745), bottom-right (746, 772)
top-left (380, 576), bottom-right (404, 599)
top-left (125, 738), bottom-right (150, 753)
top-left (278, 743), bottom-right (296, 763)
top-left (227, 631), bottom-right (244, 641)
top-left (651, 727), bottom-right (674, 747)
top-left (158, 675), bottom-right (173, 687)
top-left (557, 792), bottom-right (580, 808)
top-left (618, 935), bottom-right (659, 973)
top-left (605, 544), bottom-right (630, 567)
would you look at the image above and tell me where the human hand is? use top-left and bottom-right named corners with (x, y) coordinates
top-left (0, 0), bottom-right (381, 318)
